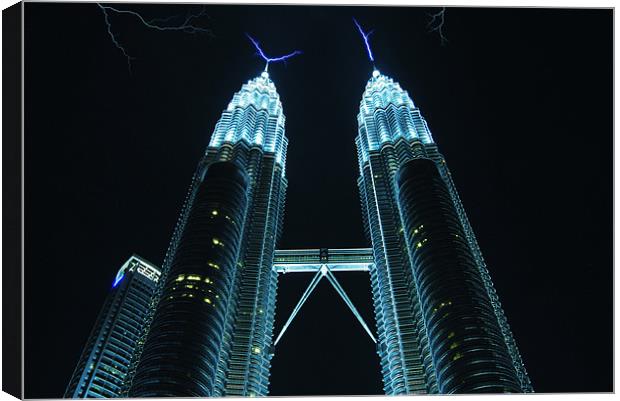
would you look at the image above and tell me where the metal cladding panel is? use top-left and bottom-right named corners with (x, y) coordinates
top-left (358, 151), bottom-right (437, 395)
top-left (129, 162), bottom-right (249, 397)
top-left (222, 153), bottom-right (285, 397)
top-left (355, 71), bottom-right (531, 394)
top-left (125, 73), bottom-right (288, 398)
top-left (428, 146), bottom-right (533, 392)
top-left (396, 159), bottom-right (522, 393)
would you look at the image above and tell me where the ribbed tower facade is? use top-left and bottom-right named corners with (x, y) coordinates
top-left (65, 256), bottom-right (161, 398)
top-left (126, 71), bottom-right (287, 397)
top-left (356, 70), bottom-right (532, 394)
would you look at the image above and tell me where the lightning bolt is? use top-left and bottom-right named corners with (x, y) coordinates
top-left (245, 34), bottom-right (302, 71)
top-left (427, 7), bottom-right (448, 46)
top-left (353, 18), bottom-right (375, 63)
top-left (97, 3), bottom-right (212, 71)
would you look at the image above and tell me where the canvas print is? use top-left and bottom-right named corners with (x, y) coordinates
top-left (8, 2), bottom-right (613, 398)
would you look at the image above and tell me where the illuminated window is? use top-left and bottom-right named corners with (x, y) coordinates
top-left (452, 352), bottom-right (462, 361)
top-left (252, 347), bottom-right (261, 354)
top-left (208, 262), bottom-right (220, 270)
top-left (448, 332), bottom-right (455, 339)
top-left (187, 275), bottom-right (201, 281)
top-left (175, 275), bottom-right (185, 282)
top-left (438, 300), bottom-right (452, 309)
top-left (211, 210), bottom-right (218, 216)
top-left (212, 238), bottom-right (224, 246)
top-left (450, 342), bottom-right (459, 350)
top-left (204, 298), bottom-right (212, 304)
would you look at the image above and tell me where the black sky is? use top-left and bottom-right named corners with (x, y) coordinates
top-left (24, 4), bottom-right (612, 397)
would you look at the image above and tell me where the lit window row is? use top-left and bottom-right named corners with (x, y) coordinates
top-left (413, 224), bottom-right (425, 236)
top-left (432, 300), bottom-right (452, 314)
top-left (173, 274), bottom-right (215, 285)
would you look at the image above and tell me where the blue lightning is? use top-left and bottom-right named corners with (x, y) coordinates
top-left (353, 18), bottom-right (375, 63)
top-left (427, 7), bottom-right (448, 46)
top-left (245, 34), bottom-right (302, 71)
top-left (97, 3), bottom-right (212, 71)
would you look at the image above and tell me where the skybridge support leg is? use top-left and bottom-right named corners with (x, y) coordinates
top-left (273, 269), bottom-right (323, 346)
top-left (273, 264), bottom-right (377, 347)
top-left (324, 268), bottom-right (377, 343)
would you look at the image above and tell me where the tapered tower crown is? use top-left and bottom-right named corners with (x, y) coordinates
top-left (357, 70), bottom-right (434, 163)
top-left (208, 71), bottom-right (287, 168)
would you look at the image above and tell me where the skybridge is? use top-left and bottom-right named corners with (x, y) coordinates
top-left (272, 248), bottom-right (376, 346)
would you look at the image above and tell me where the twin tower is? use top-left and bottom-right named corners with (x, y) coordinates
top-left (67, 68), bottom-right (533, 397)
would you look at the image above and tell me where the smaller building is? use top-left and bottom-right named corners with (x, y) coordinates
top-left (64, 255), bottom-right (160, 398)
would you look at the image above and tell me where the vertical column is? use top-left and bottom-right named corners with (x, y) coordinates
top-left (359, 153), bottom-right (435, 395)
top-left (129, 161), bottom-right (249, 397)
top-left (396, 158), bottom-right (521, 393)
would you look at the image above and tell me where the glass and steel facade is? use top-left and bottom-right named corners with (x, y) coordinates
top-left (128, 162), bottom-right (250, 396)
top-left (68, 67), bottom-right (532, 397)
top-left (64, 256), bottom-right (161, 398)
top-left (355, 70), bottom-right (532, 394)
top-left (126, 71), bottom-right (288, 397)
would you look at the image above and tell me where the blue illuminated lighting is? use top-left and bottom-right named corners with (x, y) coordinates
top-left (356, 72), bottom-right (435, 163)
top-left (112, 270), bottom-right (125, 287)
top-left (353, 18), bottom-right (375, 62)
top-left (245, 34), bottom-right (302, 69)
top-left (208, 69), bottom-right (288, 170)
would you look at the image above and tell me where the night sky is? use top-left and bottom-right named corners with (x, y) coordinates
top-left (24, 4), bottom-right (612, 398)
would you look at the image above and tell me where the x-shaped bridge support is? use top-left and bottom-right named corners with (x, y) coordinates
top-left (273, 264), bottom-right (377, 346)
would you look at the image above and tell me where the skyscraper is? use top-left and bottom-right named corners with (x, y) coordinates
top-left (127, 70), bottom-right (288, 397)
top-left (355, 69), bottom-right (532, 394)
top-left (67, 68), bottom-right (533, 397)
top-left (64, 255), bottom-right (161, 398)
